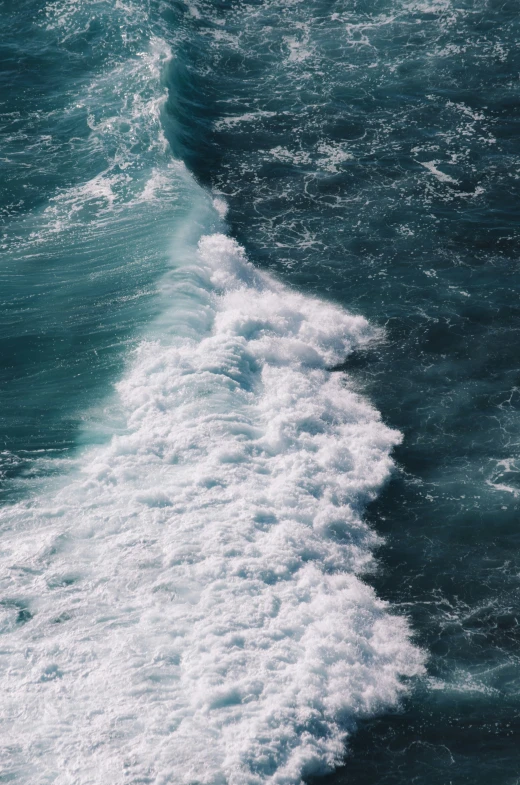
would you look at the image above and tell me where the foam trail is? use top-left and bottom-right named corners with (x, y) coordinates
top-left (0, 232), bottom-right (423, 784)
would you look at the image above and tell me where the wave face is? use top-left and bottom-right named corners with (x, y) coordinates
top-left (0, 0), bottom-right (195, 494)
top-left (0, 0), bottom-right (427, 783)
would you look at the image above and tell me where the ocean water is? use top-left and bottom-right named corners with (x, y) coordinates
top-left (0, 0), bottom-right (518, 783)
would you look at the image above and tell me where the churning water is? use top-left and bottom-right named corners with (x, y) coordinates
top-left (1, 1), bottom-right (519, 783)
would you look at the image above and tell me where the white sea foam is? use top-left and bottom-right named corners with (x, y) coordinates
top-left (418, 159), bottom-right (459, 184)
top-left (0, 232), bottom-right (423, 784)
top-left (214, 111), bottom-right (277, 131)
top-left (317, 142), bottom-right (354, 173)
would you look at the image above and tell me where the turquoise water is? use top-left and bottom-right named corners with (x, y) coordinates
top-left (1, 0), bottom-right (519, 782)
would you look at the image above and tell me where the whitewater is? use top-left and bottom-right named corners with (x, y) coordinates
top-left (0, 224), bottom-right (423, 783)
top-left (0, 9), bottom-right (424, 784)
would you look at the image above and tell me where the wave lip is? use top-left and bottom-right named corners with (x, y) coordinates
top-left (0, 234), bottom-right (423, 784)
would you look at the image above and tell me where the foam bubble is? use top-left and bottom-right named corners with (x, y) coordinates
top-left (0, 234), bottom-right (423, 784)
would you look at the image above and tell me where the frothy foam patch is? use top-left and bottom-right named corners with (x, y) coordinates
top-left (0, 235), bottom-right (424, 784)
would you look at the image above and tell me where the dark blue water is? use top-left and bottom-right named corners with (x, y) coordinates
top-left (1, 0), bottom-right (519, 782)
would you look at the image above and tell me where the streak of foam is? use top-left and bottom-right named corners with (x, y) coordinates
top-left (0, 233), bottom-right (424, 784)
top-left (214, 111), bottom-right (278, 131)
top-left (418, 160), bottom-right (459, 184)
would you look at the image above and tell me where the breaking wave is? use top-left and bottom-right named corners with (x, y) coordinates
top-left (1, 229), bottom-right (423, 784)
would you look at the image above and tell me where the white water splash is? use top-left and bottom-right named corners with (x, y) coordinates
top-left (0, 233), bottom-right (423, 785)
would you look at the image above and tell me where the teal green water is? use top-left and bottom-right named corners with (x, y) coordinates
top-left (1, 0), bottom-right (519, 782)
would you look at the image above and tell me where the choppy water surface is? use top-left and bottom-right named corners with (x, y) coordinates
top-left (1, 0), bottom-right (519, 783)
